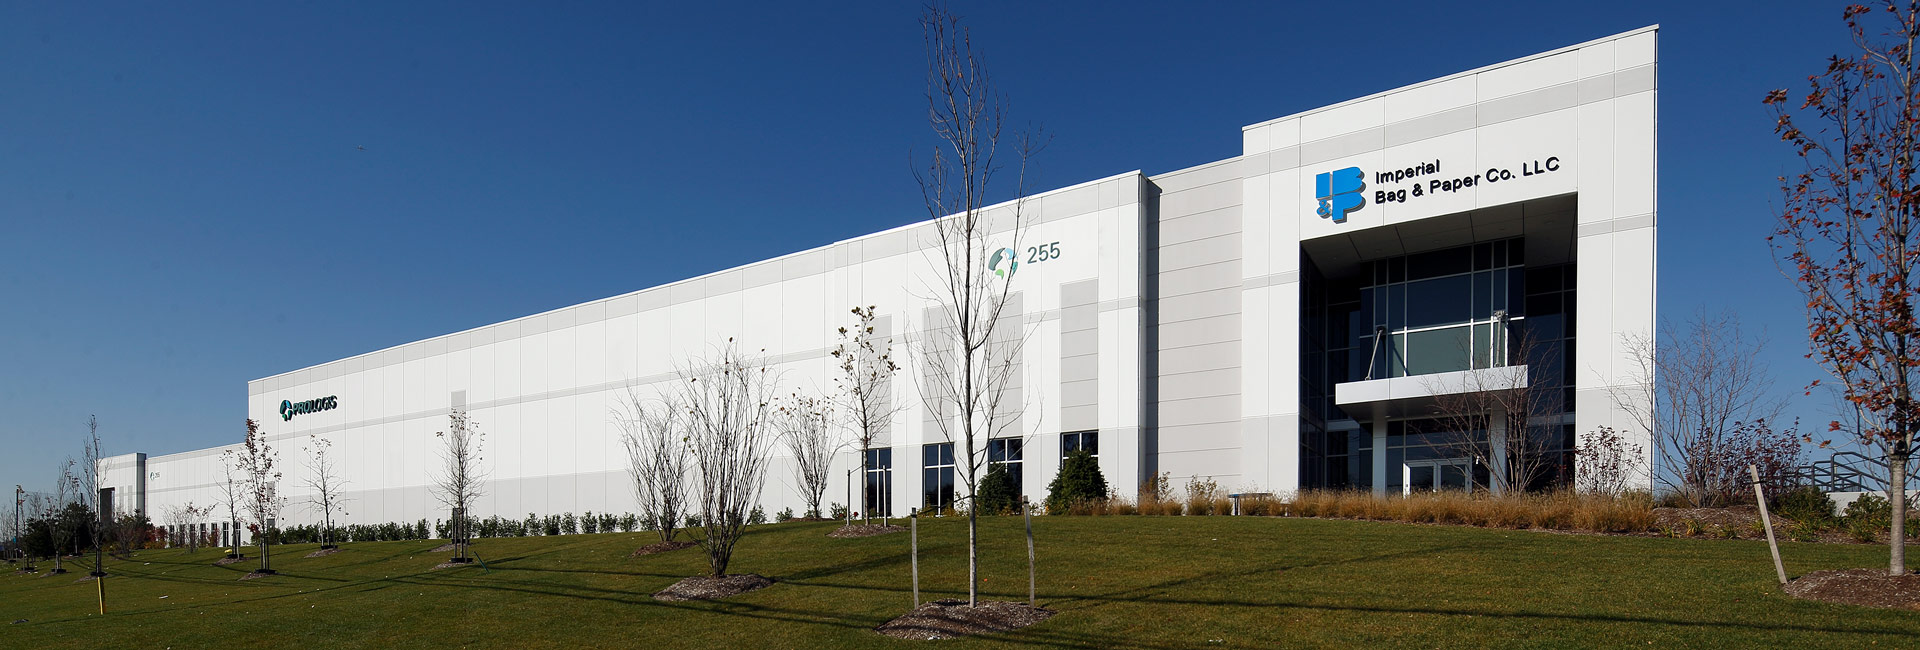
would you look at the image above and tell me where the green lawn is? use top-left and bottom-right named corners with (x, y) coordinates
top-left (2, 516), bottom-right (1914, 648)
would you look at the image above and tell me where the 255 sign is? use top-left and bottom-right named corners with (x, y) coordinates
top-left (988, 242), bottom-right (1064, 279)
top-left (1026, 241), bottom-right (1062, 264)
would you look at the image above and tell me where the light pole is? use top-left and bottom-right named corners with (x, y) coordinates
top-left (11, 485), bottom-right (20, 563)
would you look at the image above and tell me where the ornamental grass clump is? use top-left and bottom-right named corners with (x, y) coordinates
top-left (1279, 489), bottom-right (1655, 534)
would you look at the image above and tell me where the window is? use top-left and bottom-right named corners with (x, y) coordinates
top-left (989, 438), bottom-right (1024, 490)
top-left (864, 448), bottom-right (893, 517)
top-left (922, 443), bottom-right (955, 510)
top-left (1061, 430), bottom-right (1099, 458)
top-left (1358, 238), bottom-right (1525, 380)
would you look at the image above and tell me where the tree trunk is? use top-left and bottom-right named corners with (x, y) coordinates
top-left (1892, 448), bottom-right (1910, 577)
top-left (967, 503), bottom-right (978, 606)
top-left (861, 444), bottom-right (871, 525)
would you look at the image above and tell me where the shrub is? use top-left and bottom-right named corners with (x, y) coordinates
top-left (1788, 520), bottom-right (1824, 543)
top-left (683, 514), bottom-right (702, 528)
top-left (525, 513), bottom-right (541, 536)
top-left (1846, 517), bottom-right (1880, 543)
top-left (1843, 493), bottom-right (1893, 531)
top-left (977, 464), bottom-right (1021, 515)
top-left (561, 513), bottom-right (579, 535)
top-left (1046, 451), bottom-right (1110, 514)
top-left (600, 513), bottom-right (618, 532)
top-left (1240, 493), bottom-right (1277, 516)
top-left (544, 514), bottom-right (562, 536)
top-left (776, 507), bottom-right (795, 522)
top-left (1774, 486), bottom-right (1837, 527)
top-left (1184, 476), bottom-right (1222, 516)
top-left (582, 511), bottom-right (599, 535)
top-left (829, 503), bottom-right (849, 520)
top-left (620, 513), bottom-right (639, 532)
top-left (748, 505), bottom-right (767, 525)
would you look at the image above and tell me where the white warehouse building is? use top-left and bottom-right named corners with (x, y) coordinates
top-left (103, 27), bottom-right (1659, 536)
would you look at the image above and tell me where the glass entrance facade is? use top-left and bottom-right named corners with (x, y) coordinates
top-left (1300, 236), bottom-right (1577, 493)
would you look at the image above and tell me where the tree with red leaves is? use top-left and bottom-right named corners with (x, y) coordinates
top-left (225, 419), bottom-right (286, 575)
top-left (1766, 1), bottom-right (1920, 576)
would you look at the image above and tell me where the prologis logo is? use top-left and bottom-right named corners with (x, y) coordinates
top-left (1315, 167), bottom-right (1366, 223)
top-left (280, 396), bottom-right (338, 421)
top-left (989, 247), bottom-right (1019, 278)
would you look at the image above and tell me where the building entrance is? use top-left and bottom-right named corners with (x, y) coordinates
top-left (1403, 458), bottom-right (1472, 494)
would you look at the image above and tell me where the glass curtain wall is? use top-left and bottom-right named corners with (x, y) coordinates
top-left (1358, 239), bottom-right (1524, 380)
top-left (1302, 237), bottom-right (1580, 492)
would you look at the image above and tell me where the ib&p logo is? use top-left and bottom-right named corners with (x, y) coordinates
top-left (1315, 167), bottom-right (1365, 223)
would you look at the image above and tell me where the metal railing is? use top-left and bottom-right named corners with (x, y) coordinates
top-left (1784, 450), bottom-right (1910, 493)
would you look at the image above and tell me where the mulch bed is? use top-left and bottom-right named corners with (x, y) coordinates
top-left (429, 543), bottom-right (459, 553)
top-left (829, 524), bottom-right (907, 538)
top-left (213, 556), bottom-right (246, 566)
top-left (651, 574), bottom-right (774, 601)
top-left (1784, 568), bottom-right (1920, 610)
top-left (874, 599), bottom-right (1056, 640)
top-left (631, 540), bottom-right (697, 557)
top-left (304, 548), bottom-right (341, 559)
top-left (239, 571), bottom-right (274, 581)
top-left (432, 561), bottom-right (476, 570)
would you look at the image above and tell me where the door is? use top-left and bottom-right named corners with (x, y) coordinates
top-left (1403, 459), bottom-right (1473, 494)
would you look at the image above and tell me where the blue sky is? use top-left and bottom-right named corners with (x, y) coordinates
top-left (0, 1), bottom-right (1857, 492)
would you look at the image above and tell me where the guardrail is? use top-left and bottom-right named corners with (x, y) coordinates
top-left (1784, 450), bottom-right (1913, 493)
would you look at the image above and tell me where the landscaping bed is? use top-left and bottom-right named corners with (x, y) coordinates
top-left (631, 540), bottom-right (697, 557)
top-left (651, 574), bottom-right (773, 601)
top-left (874, 599), bottom-right (1054, 640)
top-left (828, 524), bottom-right (906, 538)
top-left (1785, 568), bottom-right (1920, 610)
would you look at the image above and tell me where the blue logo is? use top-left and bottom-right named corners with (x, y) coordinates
top-left (1315, 167), bottom-right (1366, 223)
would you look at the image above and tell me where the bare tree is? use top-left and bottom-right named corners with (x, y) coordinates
top-left (80, 415), bottom-right (108, 576)
top-left (912, 4), bottom-right (1044, 607)
top-left (834, 305), bottom-right (905, 524)
top-left (44, 459), bottom-right (78, 574)
top-left (778, 392), bottom-right (839, 519)
top-left (302, 436), bottom-right (349, 549)
top-left (215, 461), bottom-right (244, 559)
top-left (616, 389), bottom-right (691, 544)
top-left (1614, 312), bottom-right (1787, 506)
top-left (1428, 331), bottom-right (1563, 495)
top-left (431, 411), bottom-right (487, 563)
top-left (229, 419), bottom-right (287, 574)
top-left (163, 502), bottom-right (207, 553)
top-left (677, 339), bottom-right (778, 577)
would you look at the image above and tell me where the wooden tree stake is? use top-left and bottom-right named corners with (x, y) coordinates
top-left (1751, 464), bottom-right (1787, 586)
top-left (910, 507), bottom-right (920, 607)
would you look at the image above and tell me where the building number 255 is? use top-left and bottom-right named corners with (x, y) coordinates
top-left (1027, 242), bottom-right (1062, 263)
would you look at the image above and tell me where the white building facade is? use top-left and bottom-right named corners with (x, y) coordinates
top-left (105, 27), bottom-right (1658, 530)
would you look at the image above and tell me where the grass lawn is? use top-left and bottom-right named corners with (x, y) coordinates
top-left (2, 516), bottom-right (1914, 648)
